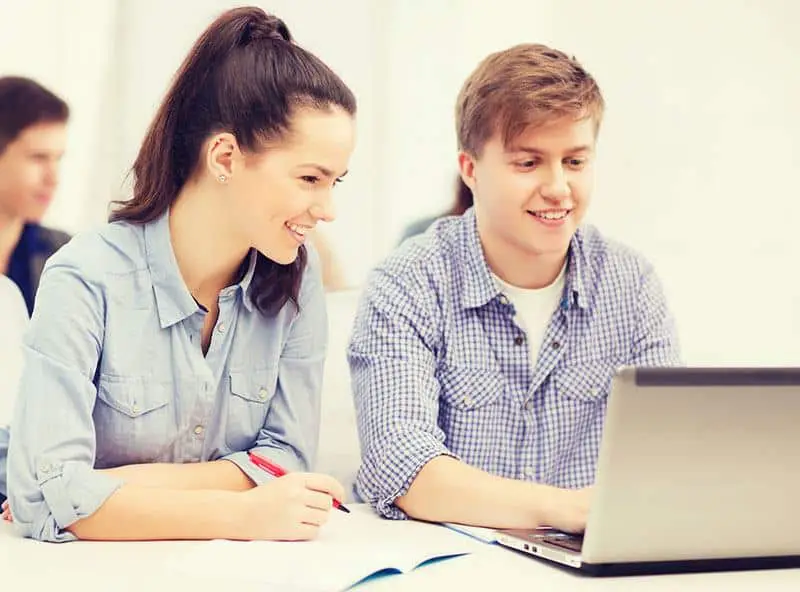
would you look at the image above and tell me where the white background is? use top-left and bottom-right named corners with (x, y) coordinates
top-left (1, 0), bottom-right (798, 365)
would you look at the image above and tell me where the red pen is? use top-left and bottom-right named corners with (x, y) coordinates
top-left (247, 451), bottom-right (350, 513)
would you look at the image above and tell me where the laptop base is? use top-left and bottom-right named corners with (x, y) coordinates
top-left (580, 555), bottom-right (800, 577)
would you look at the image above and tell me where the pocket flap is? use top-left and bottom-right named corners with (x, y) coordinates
top-left (555, 361), bottom-right (618, 402)
top-left (438, 366), bottom-right (505, 410)
top-left (229, 367), bottom-right (279, 404)
top-left (96, 376), bottom-right (170, 418)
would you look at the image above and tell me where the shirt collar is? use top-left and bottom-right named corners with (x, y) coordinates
top-left (143, 211), bottom-right (202, 329)
top-left (457, 208), bottom-right (591, 311)
top-left (562, 227), bottom-right (590, 310)
top-left (238, 249), bottom-right (257, 312)
top-left (458, 208), bottom-right (504, 309)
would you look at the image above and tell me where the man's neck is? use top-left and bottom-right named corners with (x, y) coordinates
top-left (478, 230), bottom-right (569, 290)
top-left (0, 215), bottom-right (24, 275)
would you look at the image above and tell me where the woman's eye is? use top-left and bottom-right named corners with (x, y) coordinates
top-left (301, 176), bottom-right (320, 185)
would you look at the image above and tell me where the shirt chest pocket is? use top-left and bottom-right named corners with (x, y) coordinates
top-left (94, 375), bottom-right (174, 464)
top-left (226, 367), bottom-right (279, 451)
top-left (437, 366), bottom-right (507, 462)
top-left (439, 366), bottom-right (505, 411)
top-left (553, 360), bottom-right (618, 404)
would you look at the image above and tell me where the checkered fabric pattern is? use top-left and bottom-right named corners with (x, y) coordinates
top-left (348, 208), bottom-right (681, 519)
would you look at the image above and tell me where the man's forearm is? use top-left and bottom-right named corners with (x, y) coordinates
top-left (99, 460), bottom-right (254, 491)
top-left (396, 456), bottom-right (553, 528)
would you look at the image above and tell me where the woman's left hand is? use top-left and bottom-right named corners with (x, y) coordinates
top-left (1, 499), bottom-right (12, 522)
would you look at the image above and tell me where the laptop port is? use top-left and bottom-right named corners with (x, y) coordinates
top-left (524, 543), bottom-right (530, 551)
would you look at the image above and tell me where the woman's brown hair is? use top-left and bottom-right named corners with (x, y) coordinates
top-left (110, 7), bottom-right (356, 315)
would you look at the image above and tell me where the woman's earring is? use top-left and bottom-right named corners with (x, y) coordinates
top-left (218, 174), bottom-right (228, 183)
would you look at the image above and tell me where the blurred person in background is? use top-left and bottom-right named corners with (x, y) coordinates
top-left (397, 174), bottom-right (473, 244)
top-left (0, 76), bottom-right (70, 315)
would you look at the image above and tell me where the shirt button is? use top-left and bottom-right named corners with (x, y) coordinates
top-left (514, 336), bottom-right (524, 346)
top-left (131, 403), bottom-right (140, 414)
top-left (524, 467), bottom-right (536, 478)
top-left (40, 462), bottom-right (52, 474)
top-left (194, 425), bottom-right (204, 436)
top-left (551, 340), bottom-right (561, 350)
top-left (463, 395), bottom-right (474, 406)
top-left (524, 400), bottom-right (534, 411)
top-left (498, 295), bottom-right (509, 305)
top-left (258, 388), bottom-right (269, 401)
top-left (217, 323), bottom-right (226, 333)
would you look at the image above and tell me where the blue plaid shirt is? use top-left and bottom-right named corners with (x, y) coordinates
top-left (348, 208), bottom-right (681, 519)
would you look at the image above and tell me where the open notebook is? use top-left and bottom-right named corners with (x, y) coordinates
top-left (171, 508), bottom-right (482, 591)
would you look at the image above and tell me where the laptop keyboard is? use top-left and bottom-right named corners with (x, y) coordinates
top-left (499, 528), bottom-right (585, 553)
top-left (539, 532), bottom-right (584, 552)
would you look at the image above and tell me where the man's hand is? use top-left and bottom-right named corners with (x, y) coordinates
top-left (541, 487), bottom-right (592, 533)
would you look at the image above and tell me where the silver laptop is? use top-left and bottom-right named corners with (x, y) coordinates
top-left (496, 366), bottom-right (800, 576)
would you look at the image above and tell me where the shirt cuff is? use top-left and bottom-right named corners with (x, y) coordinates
top-left (30, 460), bottom-right (123, 542)
top-left (0, 427), bottom-right (9, 498)
top-left (357, 432), bottom-right (458, 520)
top-left (221, 446), bottom-right (303, 487)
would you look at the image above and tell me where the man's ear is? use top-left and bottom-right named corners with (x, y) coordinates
top-left (458, 151), bottom-right (478, 192)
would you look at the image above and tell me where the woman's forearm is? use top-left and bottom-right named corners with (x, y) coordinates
top-left (68, 484), bottom-right (244, 541)
top-left (99, 460), bottom-right (254, 491)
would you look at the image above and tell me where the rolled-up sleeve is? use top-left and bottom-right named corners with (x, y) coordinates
top-left (8, 264), bottom-right (123, 542)
top-left (223, 248), bottom-right (328, 485)
top-left (348, 270), bottom-right (454, 519)
top-left (631, 261), bottom-right (682, 367)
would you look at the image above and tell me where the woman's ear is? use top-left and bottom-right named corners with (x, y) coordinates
top-left (205, 133), bottom-right (239, 183)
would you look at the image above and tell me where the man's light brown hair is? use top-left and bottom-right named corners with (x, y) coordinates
top-left (456, 43), bottom-right (604, 157)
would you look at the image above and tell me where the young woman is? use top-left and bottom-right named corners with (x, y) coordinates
top-left (1, 6), bottom-right (357, 542)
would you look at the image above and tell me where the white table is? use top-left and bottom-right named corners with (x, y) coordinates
top-left (2, 507), bottom-right (799, 592)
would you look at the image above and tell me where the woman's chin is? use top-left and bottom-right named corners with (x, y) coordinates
top-left (257, 245), bottom-right (300, 266)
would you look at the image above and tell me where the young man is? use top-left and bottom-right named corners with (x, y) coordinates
top-left (0, 76), bottom-right (70, 314)
top-left (348, 44), bottom-right (681, 533)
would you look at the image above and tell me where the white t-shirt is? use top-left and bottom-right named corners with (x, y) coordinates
top-left (493, 263), bottom-right (566, 367)
top-left (0, 275), bottom-right (28, 426)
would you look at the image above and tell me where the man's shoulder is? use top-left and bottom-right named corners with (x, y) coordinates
top-left (375, 215), bottom-right (466, 292)
top-left (35, 224), bottom-right (72, 252)
top-left (578, 225), bottom-right (655, 279)
top-left (0, 275), bottom-right (26, 319)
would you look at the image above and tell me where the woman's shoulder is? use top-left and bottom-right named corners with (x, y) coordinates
top-left (45, 221), bottom-right (148, 282)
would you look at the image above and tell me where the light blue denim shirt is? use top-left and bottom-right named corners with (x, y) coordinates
top-left (2, 211), bottom-right (327, 542)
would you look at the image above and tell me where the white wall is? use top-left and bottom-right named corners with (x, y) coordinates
top-left (1, 0), bottom-right (799, 365)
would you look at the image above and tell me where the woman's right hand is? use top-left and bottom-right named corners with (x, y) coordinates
top-left (235, 472), bottom-right (346, 541)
